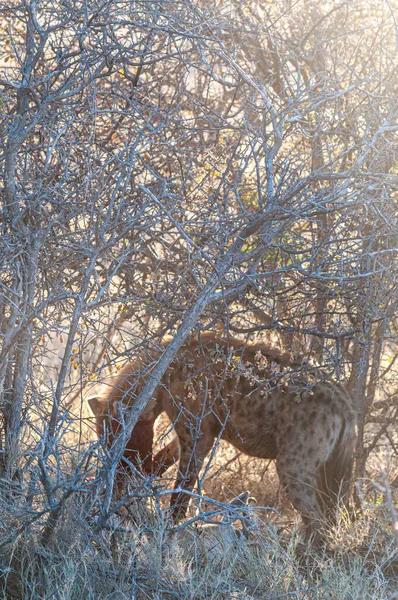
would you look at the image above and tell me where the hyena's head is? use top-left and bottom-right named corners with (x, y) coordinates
top-left (87, 396), bottom-right (156, 474)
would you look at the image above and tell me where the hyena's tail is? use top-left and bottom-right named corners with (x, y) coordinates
top-left (318, 404), bottom-right (357, 522)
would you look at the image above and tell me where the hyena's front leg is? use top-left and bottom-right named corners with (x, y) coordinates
top-left (152, 437), bottom-right (180, 475)
top-left (170, 430), bottom-right (214, 521)
top-left (122, 416), bottom-right (157, 476)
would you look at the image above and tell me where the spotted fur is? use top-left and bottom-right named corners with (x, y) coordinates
top-left (89, 332), bottom-right (357, 542)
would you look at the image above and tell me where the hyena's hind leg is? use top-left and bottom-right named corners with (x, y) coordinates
top-left (316, 417), bottom-right (356, 525)
top-left (276, 404), bottom-right (343, 544)
top-left (276, 461), bottom-right (326, 544)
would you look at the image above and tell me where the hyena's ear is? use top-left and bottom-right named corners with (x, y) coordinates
top-left (87, 397), bottom-right (107, 416)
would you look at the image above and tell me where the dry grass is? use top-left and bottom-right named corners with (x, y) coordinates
top-left (0, 412), bottom-right (395, 599)
top-left (0, 497), bottom-right (396, 600)
top-left (0, 464), bottom-right (396, 600)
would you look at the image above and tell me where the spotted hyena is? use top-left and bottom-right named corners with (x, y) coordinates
top-left (89, 332), bottom-right (357, 542)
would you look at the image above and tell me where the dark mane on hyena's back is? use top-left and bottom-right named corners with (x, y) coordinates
top-left (174, 332), bottom-right (297, 388)
top-left (185, 331), bottom-right (292, 365)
